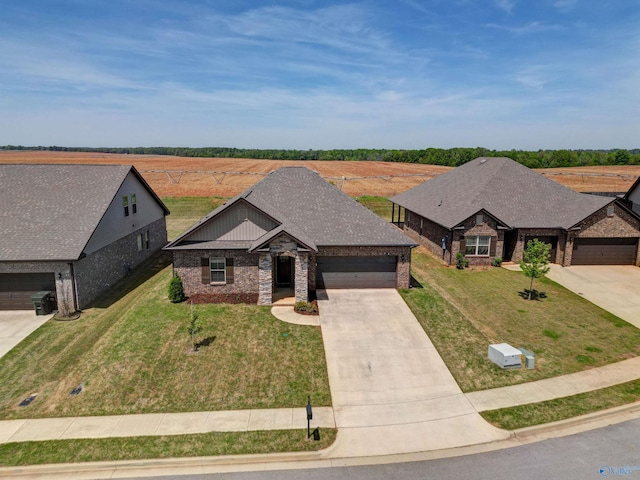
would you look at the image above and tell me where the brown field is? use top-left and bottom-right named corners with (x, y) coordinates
top-left (1, 151), bottom-right (638, 197)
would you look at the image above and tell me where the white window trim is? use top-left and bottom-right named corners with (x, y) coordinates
top-left (465, 235), bottom-right (491, 256)
top-left (209, 257), bottom-right (226, 284)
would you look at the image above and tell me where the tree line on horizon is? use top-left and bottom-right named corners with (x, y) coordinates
top-left (2, 145), bottom-right (639, 169)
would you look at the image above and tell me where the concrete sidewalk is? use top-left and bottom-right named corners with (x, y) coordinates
top-left (466, 356), bottom-right (640, 411)
top-left (0, 407), bottom-right (336, 444)
top-left (2, 302), bottom-right (640, 452)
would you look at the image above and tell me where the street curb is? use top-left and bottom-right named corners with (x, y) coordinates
top-left (1, 402), bottom-right (639, 478)
top-left (512, 400), bottom-right (640, 440)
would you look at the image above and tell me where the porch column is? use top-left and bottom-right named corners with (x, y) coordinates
top-left (258, 253), bottom-right (273, 305)
top-left (294, 252), bottom-right (309, 302)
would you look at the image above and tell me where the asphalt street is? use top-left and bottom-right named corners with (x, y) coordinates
top-left (120, 418), bottom-right (640, 480)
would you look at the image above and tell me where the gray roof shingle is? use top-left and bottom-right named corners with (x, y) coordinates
top-left (390, 157), bottom-right (611, 229)
top-left (0, 164), bottom-right (167, 261)
top-left (168, 166), bottom-right (416, 249)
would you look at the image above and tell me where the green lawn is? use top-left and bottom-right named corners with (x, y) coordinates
top-left (163, 197), bottom-right (226, 240)
top-left (355, 196), bottom-right (402, 222)
top-left (0, 265), bottom-right (331, 420)
top-left (481, 379), bottom-right (640, 430)
top-left (401, 248), bottom-right (640, 392)
top-left (0, 429), bottom-right (337, 467)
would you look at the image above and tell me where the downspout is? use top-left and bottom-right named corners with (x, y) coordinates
top-left (69, 262), bottom-right (79, 312)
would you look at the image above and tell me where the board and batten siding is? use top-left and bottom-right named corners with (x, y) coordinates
top-left (186, 202), bottom-right (278, 242)
top-left (84, 172), bottom-right (166, 255)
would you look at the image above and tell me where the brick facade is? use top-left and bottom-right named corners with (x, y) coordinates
top-left (74, 216), bottom-right (168, 309)
top-left (0, 217), bottom-right (168, 313)
top-left (405, 202), bottom-right (640, 267)
top-left (404, 210), bottom-right (504, 266)
top-left (173, 249), bottom-right (260, 298)
top-left (564, 204), bottom-right (640, 266)
top-left (510, 228), bottom-right (567, 265)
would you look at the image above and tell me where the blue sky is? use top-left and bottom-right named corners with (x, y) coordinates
top-left (0, 0), bottom-right (638, 149)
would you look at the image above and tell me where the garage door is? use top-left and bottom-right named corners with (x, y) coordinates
top-left (572, 238), bottom-right (638, 265)
top-left (316, 256), bottom-right (397, 289)
top-left (0, 273), bottom-right (56, 310)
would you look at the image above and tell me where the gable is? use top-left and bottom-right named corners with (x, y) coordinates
top-left (575, 201), bottom-right (640, 237)
top-left (181, 201), bottom-right (278, 243)
top-left (84, 171), bottom-right (167, 254)
top-left (628, 179), bottom-right (640, 214)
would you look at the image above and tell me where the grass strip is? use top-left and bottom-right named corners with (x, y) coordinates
top-left (401, 248), bottom-right (640, 392)
top-left (481, 379), bottom-right (640, 430)
top-left (0, 429), bottom-right (337, 467)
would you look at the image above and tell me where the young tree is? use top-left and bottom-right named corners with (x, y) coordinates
top-left (188, 303), bottom-right (202, 352)
top-left (520, 239), bottom-right (551, 300)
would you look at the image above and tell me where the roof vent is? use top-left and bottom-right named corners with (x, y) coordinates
top-left (480, 158), bottom-right (487, 164)
top-left (268, 170), bottom-right (275, 175)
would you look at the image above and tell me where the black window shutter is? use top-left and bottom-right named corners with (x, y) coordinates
top-left (490, 236), bottom-right (497, 257)
top-left (201, 258), bottom-right (210, 284)
top-left (459, 238), bottom-right (466, 253)
top-left (226, 258), bottom-right (234, 284)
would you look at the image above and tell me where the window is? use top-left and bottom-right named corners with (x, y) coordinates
top-left (476, 214), bottom-right (484, 225)
top-left (607, 205), bottom-right (614, 217)
top-left (131, 194), bottom-right (137, 214)
top-left (465, 235), bottom-right (490, 256)
top-left (144, 230), bottom-right (149, 249)
top-left (210, 257), bottom-right (226, 283)
top-left (137, 233), bottom-right (143, 251)
top-left (123, 196), bottom-right (129, 217)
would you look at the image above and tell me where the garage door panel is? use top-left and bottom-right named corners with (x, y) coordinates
top-left (572, 238), bottom-right (638, 265)
top-left (0, 273), bottom-right (56, 310)
top-left (317, 256), bottom-right (397, 289)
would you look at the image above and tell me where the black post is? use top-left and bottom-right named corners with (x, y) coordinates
top-left (306, 395), bottom-right (313, 439)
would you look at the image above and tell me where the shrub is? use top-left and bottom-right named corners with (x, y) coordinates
top-left (491, 257), bottom-right (503, 267)
top-left (455, 252), bottom-right (469, 270)
top-left (294, 301), bottom-right (319, 315)
top-left (168, 274), bottom-right (187, 303)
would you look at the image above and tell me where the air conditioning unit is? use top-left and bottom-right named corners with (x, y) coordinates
top-left (488, 343), bottom-right (522, 369)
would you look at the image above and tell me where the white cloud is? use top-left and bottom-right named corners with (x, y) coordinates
top-left (495, 0), bottom-right (516, 13)
top-left (553, 0), bottom-right (578, 11)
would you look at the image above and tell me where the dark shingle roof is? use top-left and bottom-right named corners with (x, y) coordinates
top-left (0, 164), bottom-right (167, 261)
top-left (167, 166), bottom-right (416, 249)
top-left (390, 157), bottom-right (611, 229)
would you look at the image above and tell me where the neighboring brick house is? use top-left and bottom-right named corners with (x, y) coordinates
top-left (165, 167), bottom-right (417, 305)
top-left (623, 176), bottom-right (640, 215)
top-left (390, 157), bottom-right (640, 267)
top-left (0, 164), bottom-right (169, 313)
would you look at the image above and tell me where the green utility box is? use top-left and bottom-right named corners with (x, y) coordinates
top-left (31, 291), bottom-right (54, 315)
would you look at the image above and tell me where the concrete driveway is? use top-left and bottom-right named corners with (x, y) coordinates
top-left (0, 310), bottom-right (53, 359)
top-left (547, 265), bottom-right (640, 329)
top-left (318, 289), bottom-right (508, 457)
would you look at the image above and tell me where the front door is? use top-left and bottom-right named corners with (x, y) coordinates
top-left (276, 256), bottom-right (293, 287)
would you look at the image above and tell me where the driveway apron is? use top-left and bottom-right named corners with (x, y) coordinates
top-left (546, 265), bottom-right (640, 329)
top-left (0, 310), bottom-right (53, 359)
top-left (318, 289), bottom-right (508, 457)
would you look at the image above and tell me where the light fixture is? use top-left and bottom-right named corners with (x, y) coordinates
top-left (58, 273), bottom-right (62, 279)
